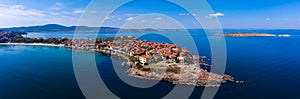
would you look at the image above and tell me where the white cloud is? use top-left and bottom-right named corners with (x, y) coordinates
top-left (73, 9), bottom-right (84, 14)
top-left (11, 5), bottom-right (24, 9)
top-left (265, 18), bottom-right (271, 21)
top-left (61, 11), bottom-right (72, 15)
top-left (179, 13), bottom-right (191, 16)
top-left (155, 17), bottom-right (162, 20)
top-left (0, 4), bottom-right (44, 17)
top-left (50, 2), bottom-right (63, 10)
top-left (0, 4), bottom-right (80, 28)
top-left (126, 17), bottom-right (134, 21)
top-left (104, 16), bottom-right (117, 20)
top-left (209, 12), bottom-right (224, 17)
top-left (104, 16), bottom-right (112, 20)
top-left (49, 12), bottom-right (60, 16)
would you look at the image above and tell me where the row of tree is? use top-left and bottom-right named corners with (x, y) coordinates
top-left (12, 37), bottom-right (68, 44)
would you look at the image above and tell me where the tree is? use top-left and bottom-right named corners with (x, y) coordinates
top-left (175, 59), bottom-right (180, 63)
top-left (129, 56), bottom-right (139, 63)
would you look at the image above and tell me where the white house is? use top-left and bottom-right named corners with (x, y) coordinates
top-left (139, 55), bottom-right (152, 65)
top-left (178, 57), bottom-right (185, 63)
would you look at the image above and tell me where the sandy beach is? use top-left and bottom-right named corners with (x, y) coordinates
top-left (0, 43), bottom-right (64, 47)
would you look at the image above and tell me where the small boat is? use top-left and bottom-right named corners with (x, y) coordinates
top-left (278, 34), bottom-right (291, 37)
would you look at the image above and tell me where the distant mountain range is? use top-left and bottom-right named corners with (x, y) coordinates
top-left (0, 24), bottom-right (183, 32)
top-left (0, 24), bottom-right (119, 32)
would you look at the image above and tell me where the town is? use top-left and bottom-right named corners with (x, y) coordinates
top-left (66, 36), bottom-right (194, 65)
top-left (65, 36), bottom-right (236, 87)
top-left (0, 30), bottom-right (236, 87)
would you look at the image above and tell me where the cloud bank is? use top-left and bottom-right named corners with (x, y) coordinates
top-left (0, 3), bottom-right (83, 28)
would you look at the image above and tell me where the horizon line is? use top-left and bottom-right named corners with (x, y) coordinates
top-left (1, 24), bottom-right (300, 30)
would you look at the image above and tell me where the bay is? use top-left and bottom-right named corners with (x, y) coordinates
top-left (2, 29), bottom-right (300, 99)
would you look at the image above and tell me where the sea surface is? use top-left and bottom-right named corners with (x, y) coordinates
top-left (2, 29), bottom-right (300, 99)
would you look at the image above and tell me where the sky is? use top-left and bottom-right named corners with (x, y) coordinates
top-left (0, 0), bottom-right (299, 29)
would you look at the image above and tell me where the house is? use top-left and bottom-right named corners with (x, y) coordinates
top-left (139, 55), bottom-right (152, 65)
top-left (178, 57), bottom-right (185, 63)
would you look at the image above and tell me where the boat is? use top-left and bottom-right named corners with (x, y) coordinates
top-left (278, 34), bottom-right (291, 37)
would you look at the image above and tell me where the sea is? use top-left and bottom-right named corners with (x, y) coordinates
top-left (1, 29), bottom-right (300, 99)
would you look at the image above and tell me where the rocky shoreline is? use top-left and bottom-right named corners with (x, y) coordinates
top-left (125, 63), bottom-right (236, 87)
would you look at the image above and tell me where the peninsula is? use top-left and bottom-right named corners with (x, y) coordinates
top-left (0, 30), bottom-right (237, 87)
top-left (65, 36), bottom-right (236, 87)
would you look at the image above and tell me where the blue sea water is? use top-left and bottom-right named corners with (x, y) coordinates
top-left (2, 29), bottom-right (300, 99)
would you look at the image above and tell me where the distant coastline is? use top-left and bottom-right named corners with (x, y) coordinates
top-left (0, 24), bottom-right (185, 33)
top-left (216, 32), bottom-right (277, 37)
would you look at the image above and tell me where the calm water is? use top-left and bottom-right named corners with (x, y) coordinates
top-left (2, 30), bottom-right (300, 99)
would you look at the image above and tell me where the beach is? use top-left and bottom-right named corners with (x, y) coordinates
top-left (0, 43), bottom-right (64, 47)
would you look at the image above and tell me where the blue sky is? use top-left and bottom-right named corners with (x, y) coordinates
top-left (0, 0), bottom-right (299, 29)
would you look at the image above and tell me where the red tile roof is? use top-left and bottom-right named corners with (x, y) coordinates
top-left (140, 55), bottom-right (152, 59)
